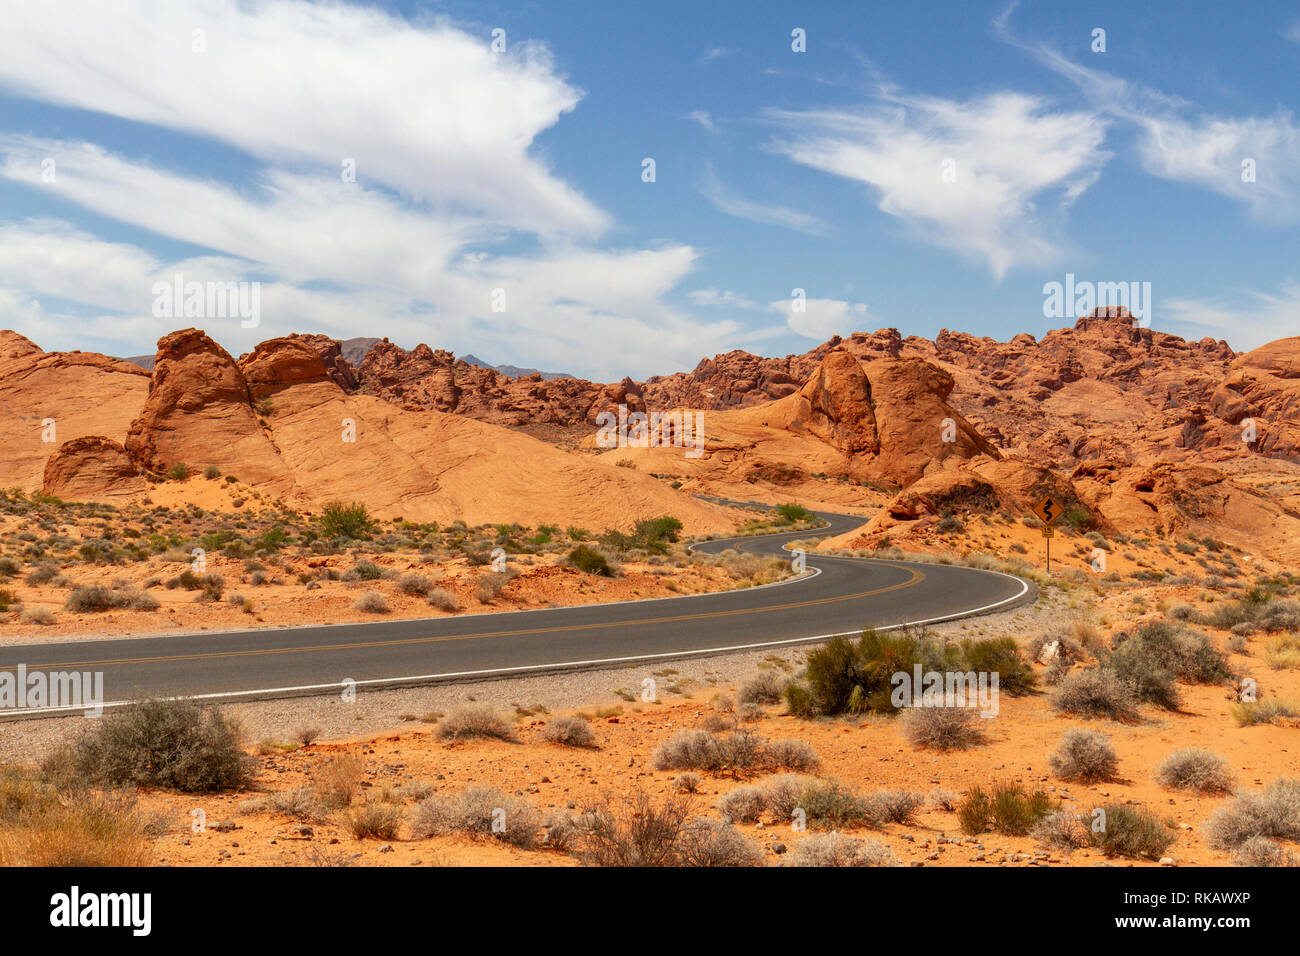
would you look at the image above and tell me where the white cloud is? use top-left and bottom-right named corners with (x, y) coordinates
top-left (687, 288), bottom-right (758, 309)
top-left (0, 0), bottom-right (606, 237)
top-left (701, 164), bottom-right (827, 235)
top-left (1163, 282), bottom-right (1300, 352)
top-left (995, 3), bottom-right (1300, 222)
top-left (771, 297), bottom-right (870, 341)
top-left (768, 91), bottom-right (1109, 278)
top-left (687, 110), bottom-right (716, 132)
top-left (0, 1), bottom-right (753, 380)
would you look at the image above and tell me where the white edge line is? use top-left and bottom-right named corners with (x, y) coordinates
top-left (1, 569), bottom-right (1032, 719)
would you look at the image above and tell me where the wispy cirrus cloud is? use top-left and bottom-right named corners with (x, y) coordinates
top-left (701, 163), bottom-right (827, 235)
top-left (1164, 281), bottom-right (1300, 352)
top-left (995, 2), bottom-right (1300, 223)
top-left (767, 90), bottom-right (1109, 279)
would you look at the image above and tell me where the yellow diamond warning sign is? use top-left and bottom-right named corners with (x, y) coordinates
top-left (1032, 494), bottom-right (1063, 526)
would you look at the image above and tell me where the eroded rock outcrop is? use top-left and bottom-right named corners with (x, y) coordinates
top-left (42, 436), bottom-right (144, 499)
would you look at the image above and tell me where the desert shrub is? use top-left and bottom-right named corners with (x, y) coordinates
top-left (312, 754), bottom-right (364, 810)
top-left (566, 545), bottom-right (613, 576)
top-left (788, 832), bottom-right (898, 867)
top-left (348, 559), bottom-right (384, 581)
top-left (737, 670), bottom-right (786, 705)
top-left (1048, 729), bottom-right (1119, 782)
top-left (795, 779), bottom-right (871, 829)
top-left (1167, 603), bottom-right (1198, 621)
top-left (675, 818), bottom-right (764, 867)
top-left (1118, 620), bottom-right (1232, 684)
top-left (411, 786), bottom-right (540, 849)
top-left (397, 571), bottom-right (434, 595)
top-left (673, 773), bottom-right (701, 794)
top-left (436, 704), bottom-right (514, 742)
top-left (63, 585), bottom-right (125, 612)
top-left (1090, 805), bottom-right (1175, 860)
top-left (785, 629), bottom-right (1034, 719)
top-left (19, 607), bottom-right (54, 625)
top-left (318, 501), bottom-right (378, 540)
top-left (1205, 778), bottom-right (1300, 850)
top-left (762, 738), bottom-right (820, 772)
top-left (863, 789), bottom-right (924, 825)
top-left (900, 706), bottom-right (983, 751)
top-left (1256, 599), bottom-right (1300, 633)
top-left (166, 463), bottom-right (189, 481)
top-left (652, 729), bottom-right (764, 774)
top-left (344, 800), bottom-right (403, 840)
top-left (1051, 668), bottom-right (1140, 721)
top-left (1155, 748), bottom-right (1234, 794)
top-left (426, 588), bottom-right (460, 612)
top-left (1032, 811), bottom-right (1092, 851)
top-left (53, 698), bottom-right (252, 793)
top-left (294, 727), bottom-right (321, 746)
top-left (571, 790), bottom-right (692, 866)
top-left (717, 784), bottom-right (768, 824)
top-left (0, 557), bottom-right (20, 579)
top-left (353, 590), bottom-right (390, 614)
top-left (959, 782), bottom-right (1052, 835)
top-left (475, 572), bottom-right (510, 603)
top-left (929, 788), bottom-right (960, 811)
top-left (958, 636), bottom-right (1037, 695)
top-left (542, 716), bottom-right (596, 748)
top-left (1232, 837), bottom-right (1296, 867)
top-left (774, 503), bottom-right (812, 523)
top-left (25, 562), bottom-right (59, 585)
top-left (541, 813), bottom-right (579, 852)
top-left (1105, 645), bottom-right (1180, 710)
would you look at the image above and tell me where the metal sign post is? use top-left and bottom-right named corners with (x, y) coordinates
top-left (1031, 494), bottom-right (1063, 574)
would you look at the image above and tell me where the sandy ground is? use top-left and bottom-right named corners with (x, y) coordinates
top-left (5, 574), bottom-right (1295, 868)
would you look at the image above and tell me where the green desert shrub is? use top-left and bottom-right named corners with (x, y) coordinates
top-left (1090, 805), bottom-right (1176, 860)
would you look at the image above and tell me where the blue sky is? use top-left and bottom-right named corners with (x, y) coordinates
top-left (0, 0), bottom-right (1297, 379)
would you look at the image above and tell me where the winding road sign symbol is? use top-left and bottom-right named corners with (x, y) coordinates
top-left (1032, 494), bottom-right (1063, 526)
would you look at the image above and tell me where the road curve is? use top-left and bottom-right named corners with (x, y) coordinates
top-left (0, 509), bottom-right (1035, 718)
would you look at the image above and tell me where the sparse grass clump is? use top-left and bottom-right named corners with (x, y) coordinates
top-left (1090, 805), bottom-right (1176, 860)
top-left (1048, 729), bottom-right (1119, 783)
top-left (312, 754), bottom-right (364, 810)
top-left (1205, 778), bottom-right (1300, 851)
top-left (50, 698), bottom-right (253, 793)
top-left (737, 670), bottom-right (786, 705)
top-left (426, 587), bottom-right (460, 612)
top-left (412, 786), bottom-right (540, 848)
top-left (541, 716), bottom-right (596, 748)
top-left (0, 783), bottom-right (155, 866)
top-left (344, 800), bottom-right (403, 840)
top-left (436, 704), bottom-right (514, 742)
top-left (651, 729), bottom-right (816, 775)
top-left (1155, 749), bottom-right (1234, 794)
top-left (900, 706), bottom-right (984, 751)
top-left (352, 590), bottom-right (390, 614)
top-left (570, 790), bottom-right (758, 867)
top-left (1051, 668), bottom-right (1140, 721)
top-left (1231, 698), bottom-right (1300, 726)
top-left (788, 832), bottom-right (899, 867)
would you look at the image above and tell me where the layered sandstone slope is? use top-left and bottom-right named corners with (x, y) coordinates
top-left (240, 335), bottom-right (736, 530)
top-left (0, 339), bottom-right (150, 490)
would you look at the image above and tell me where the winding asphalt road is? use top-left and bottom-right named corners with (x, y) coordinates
top-left (0, 509), bottom-right (1035, 718)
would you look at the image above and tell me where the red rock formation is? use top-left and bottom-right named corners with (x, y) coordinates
top-left (42, 435), bottom-right (144, 499)
top-left (124, 328), bottom-right (292, 486)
